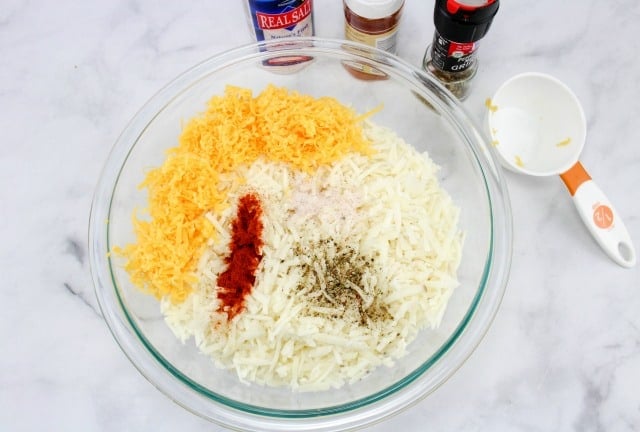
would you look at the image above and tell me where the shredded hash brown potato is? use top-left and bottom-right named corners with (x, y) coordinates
top-left (116, 85), bottom-right (464, 390)
top-left (162, 121), bottom-right (464, 390)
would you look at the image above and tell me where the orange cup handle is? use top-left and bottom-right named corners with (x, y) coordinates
top-left (560, 161), bottom-right (591, 196)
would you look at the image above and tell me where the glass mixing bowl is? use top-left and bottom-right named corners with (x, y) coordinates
top-left (89, 38), bottom-right (512, 431)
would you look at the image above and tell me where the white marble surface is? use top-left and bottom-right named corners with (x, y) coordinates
top-left (1, 0), bottom-right (639, 430)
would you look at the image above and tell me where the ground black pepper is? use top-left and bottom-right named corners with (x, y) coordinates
top-left (293, 238), bottom-right (392, 327)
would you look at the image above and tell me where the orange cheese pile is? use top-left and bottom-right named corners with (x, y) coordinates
top-left (115, 85), bottom-right (374, 303)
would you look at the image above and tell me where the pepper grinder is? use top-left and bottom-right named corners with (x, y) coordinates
top-left (422, 0), bottom-right (499, 100)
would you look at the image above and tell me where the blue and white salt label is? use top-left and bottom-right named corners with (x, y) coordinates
top-left (246, 0), bottom-right (314, 42)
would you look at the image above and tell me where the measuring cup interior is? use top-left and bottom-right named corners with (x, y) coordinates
top-left (489, 73), bottom-right (586, 176)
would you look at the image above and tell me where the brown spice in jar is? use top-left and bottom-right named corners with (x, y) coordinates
top-left (344, 7), bottom-right (403, 36)
top-left (342, 0), bottom-right (405, 81)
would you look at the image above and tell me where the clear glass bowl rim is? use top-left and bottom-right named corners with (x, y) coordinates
top-left (89, 37), bottom-right (512, 431)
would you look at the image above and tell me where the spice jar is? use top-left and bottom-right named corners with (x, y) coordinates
top-left (422, 0), bottom-right (499, 100)
top-left (244, 0), bottom-right (315, 70)
top-left (245, 0), bottom-right (314, 42)
top-left (343, 0), bottom-right (405, 55)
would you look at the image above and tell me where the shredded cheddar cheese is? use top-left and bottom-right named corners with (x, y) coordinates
top-left (556, 137), bottom-right (572, 147)
top-left (116, 85), bottom-right (374, 303)
top-left (515, 155), bottom-right (525, 167)
top-left (485, 98), bottom-right (498, 113)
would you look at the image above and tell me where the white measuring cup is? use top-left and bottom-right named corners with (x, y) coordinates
top-left (487, 72), bottom-right (636, 268)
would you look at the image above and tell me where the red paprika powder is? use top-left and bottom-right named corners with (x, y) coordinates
top-left (216, 193), bottom-right (264, 320)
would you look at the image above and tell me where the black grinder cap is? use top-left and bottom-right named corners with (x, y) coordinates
top-left (434, 0), bottom-right (500, 43)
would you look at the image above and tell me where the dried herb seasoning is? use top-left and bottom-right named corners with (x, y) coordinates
top-left (293, 238), bottom-right (392, 327)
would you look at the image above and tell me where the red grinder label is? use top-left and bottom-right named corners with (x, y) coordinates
top-left (431, 31), bottom-right (478, 72)
top-left (448, 41), bottom-right (475, 57)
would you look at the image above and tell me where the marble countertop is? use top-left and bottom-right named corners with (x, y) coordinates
top-left (2, 0), bottom-right (639, 430)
